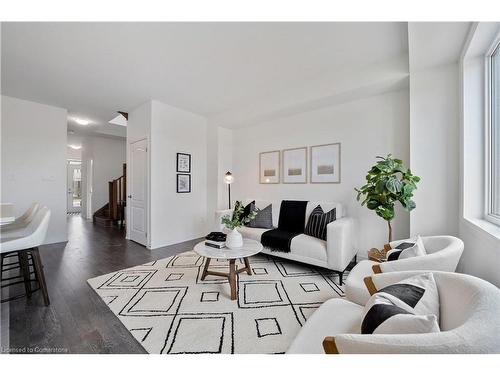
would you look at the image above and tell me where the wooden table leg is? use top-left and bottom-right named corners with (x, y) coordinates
top-left (243, 257), bottom-right (252, 275)
top-left (229, 259), bottom-right (237, 300)
top-left (201, 257), bottom-right (211, 281)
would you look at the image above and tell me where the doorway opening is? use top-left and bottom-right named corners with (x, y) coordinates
top-left (67, 159), bottom-right (82, 214)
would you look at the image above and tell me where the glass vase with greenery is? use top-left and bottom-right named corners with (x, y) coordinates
top-left (355, 154), bottom-right (421, 243)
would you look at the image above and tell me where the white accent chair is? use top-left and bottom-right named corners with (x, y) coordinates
top-left (287, 271), bottom-right (500, 354)
top-left (345, 235), bottom-right (464, 305)
top-left (0, 206), bottom-right (51, 305)
top-left (215, 199), bottom-right (357, 283)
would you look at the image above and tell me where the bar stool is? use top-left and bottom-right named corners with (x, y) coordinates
top-left (0, 207), bottom-right (51, 305)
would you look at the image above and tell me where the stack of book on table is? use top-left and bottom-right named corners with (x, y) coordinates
top-left (205, 232), bottom-right (227, 249)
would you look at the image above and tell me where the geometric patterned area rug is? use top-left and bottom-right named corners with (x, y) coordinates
top-left (87, 251), bottom-right (346, 354)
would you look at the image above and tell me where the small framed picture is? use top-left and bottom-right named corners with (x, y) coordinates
top-left (282, 147), bottom-right (307, 183)
top-left (176, 153), bottom-right (191, 173)
top-left (177, 174), bottom-right (191, 193)
top-left (310, 143), bottom-right (341, 183)
top-left (259, 150), bottom-right (280, 184)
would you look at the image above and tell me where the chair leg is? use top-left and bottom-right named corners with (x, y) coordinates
top-left (0, 253), bottom-right (4, 282)
top-left (18, 251), bottom-right (32, 298)
top-left (338, 271), bottom-right (344, 286)
top-left (31, 247), bottom-right (50, 306)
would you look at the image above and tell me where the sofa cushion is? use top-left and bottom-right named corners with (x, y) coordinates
top-left (361, 273), bottom-right (440, 334)
top-left (287, 298), bottom-right (363, 354)
top-left (237, 226), bottom-right (272, 242)
top-left (290, 234), bottom-right (327, 262)
top-left (387, 235), bottom-right (427, 261)
top-left (304, 205), bottom-right (336, 240)
top-left (246, 200), bottom-right (343, 228)
top-left (247, 204), bottom-right (273, 229)
top-left (232, 200), bottom-right (255, 222)
top-left (306, 202), bottom-right (343, 224)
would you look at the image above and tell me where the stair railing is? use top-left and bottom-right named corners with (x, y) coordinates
top-left (108, 164), bottom-right (126, 227)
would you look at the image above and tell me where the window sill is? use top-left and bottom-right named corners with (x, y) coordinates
top-left (463, 217), bottom-right (500, 240)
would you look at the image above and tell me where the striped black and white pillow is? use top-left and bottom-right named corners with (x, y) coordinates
top-left (304, 205), bottom-right (336, 241)
top-left (361, 273), bottom-right (440, 334)
top-left (387, 235), bottom-right (427, 261)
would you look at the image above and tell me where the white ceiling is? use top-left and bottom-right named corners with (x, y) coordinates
top-left (2, 22), bottom-right (408, 130)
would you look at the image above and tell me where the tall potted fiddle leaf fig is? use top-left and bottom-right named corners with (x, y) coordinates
top-left (355, 154), bottom-right (420, 243)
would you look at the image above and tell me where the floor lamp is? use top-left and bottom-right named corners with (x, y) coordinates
top-left (224, 171), bottom-right (234, 209)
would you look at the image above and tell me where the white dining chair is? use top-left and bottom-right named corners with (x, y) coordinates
top-left (0, 203), bottom-right (40, 239)
top-left (0, 207), bottom-right (51, 305)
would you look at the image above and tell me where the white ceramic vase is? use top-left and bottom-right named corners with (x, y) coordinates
top-left (226, 228), bottom-right (243, 248)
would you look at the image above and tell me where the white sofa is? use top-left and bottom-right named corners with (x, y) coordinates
top-left (288, 271), bottom-right (500, 354)
top-left (345, 235), bottom-right (464, 305)
top-left (215, 199), bottom-right (357, 283)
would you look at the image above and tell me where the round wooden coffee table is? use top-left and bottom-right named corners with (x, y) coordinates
top-left (193, 239), bottom-right (263, 300)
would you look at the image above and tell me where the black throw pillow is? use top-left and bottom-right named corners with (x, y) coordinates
top-left (232, 200), bottom-right (255, 222)
top-left (304, 205), bottom-right (336, 241)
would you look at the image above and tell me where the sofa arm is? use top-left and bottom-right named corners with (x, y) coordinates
top-left (326, 217), bottom-right (357, 271)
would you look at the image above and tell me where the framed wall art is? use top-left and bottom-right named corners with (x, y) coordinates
top-left (259, 150), bottom-right (280, 184)
top-left (282, 147), bottom-right (307, 184)
top-left (310, 143), bottom-right (341, 183)
top-left (176, 153), bottom-right (191, 173)
top-left (177, 173), bottom-right (191, 193)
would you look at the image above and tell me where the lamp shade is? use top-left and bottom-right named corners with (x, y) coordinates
top-left (224, 171), bottom-right (234, 184)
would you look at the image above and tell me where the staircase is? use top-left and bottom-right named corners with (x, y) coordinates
top-left (93, 163), bottom-right (126, 229)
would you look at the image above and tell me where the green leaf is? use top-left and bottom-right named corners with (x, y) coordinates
top-left (405, 199), bottom-right (416, 211)
top-left (367, 200), bottom-right (379, 210)
top-left (376, 177), bottom-right (388, 193)
top-left (375, 205), bottom-right (395, 221)
top-left (386, 177), bottom-right (402, 194)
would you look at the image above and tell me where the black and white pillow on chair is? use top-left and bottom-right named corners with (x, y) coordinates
top-left (386, 235), bottom-right (427, 261)
top-left (361, 273), bottom-right (440, 334)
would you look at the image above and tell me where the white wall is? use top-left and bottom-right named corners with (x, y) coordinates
top-left (457, 23), bottom-right (500, 287)
top-left (149, 100), bottom-right (208, 248)
top-left (81, 135), bottom-right (126, 216)
top-left (1, 96), bottom-right (67, 244)
top-left (408, 64), bottom-right (460, 237)
top-left (229, 90), bottom-right (410, 253)
top-left (127, 100), bottom-right (208, 249)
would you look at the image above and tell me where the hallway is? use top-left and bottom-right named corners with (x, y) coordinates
top-left (1, 215), bottom-right (201, 353)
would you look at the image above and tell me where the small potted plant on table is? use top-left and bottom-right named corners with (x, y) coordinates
top-left (221, 203), bottom-right (257, 248)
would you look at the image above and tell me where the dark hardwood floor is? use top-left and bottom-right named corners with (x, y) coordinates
top-left (1, 215), bottom-right (200, 354)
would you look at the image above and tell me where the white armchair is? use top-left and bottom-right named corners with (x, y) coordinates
top-left (288, 271), bottom-right (500, 354)
top-left (345, 235), bottom-right (464, 306)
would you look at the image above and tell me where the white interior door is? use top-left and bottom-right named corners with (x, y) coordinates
top-left (67, 161), bottom-right (82, 213)
top-left (129, 139), bottom-right (148, 245)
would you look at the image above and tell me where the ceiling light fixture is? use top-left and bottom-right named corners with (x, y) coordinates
top-left (75, 118), bottom-right (90, 126)
top-left (68, 144), bottom-right (82, 150)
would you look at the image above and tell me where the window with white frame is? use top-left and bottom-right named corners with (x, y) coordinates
top-left (487, 40), bottom-right (500, 225)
